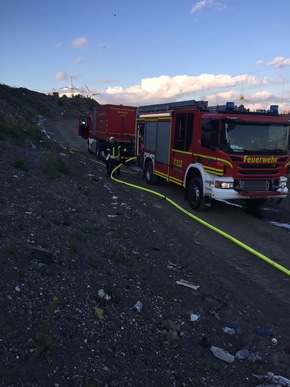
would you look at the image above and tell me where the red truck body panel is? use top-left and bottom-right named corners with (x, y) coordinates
top-left (78, 104), bottom-right (137, 143)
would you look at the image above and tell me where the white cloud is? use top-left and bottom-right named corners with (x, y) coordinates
top-left (92, 71), bottom-right (290, 113)
top-left (55, 71), bottom-right (68, 81)
top-left (72, 36), bottom-right (88, 49)
top-left (267, 56), bottom-right (290, 68)
top-left (190, 0), bottom-right (226, 14)
top-left (191, 0), bottom-right (213, 13)
top-left (56, 42), bottom-right (63, 48)
top-left (73, 57), bottom-right (84, 64)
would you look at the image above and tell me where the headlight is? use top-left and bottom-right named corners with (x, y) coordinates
top-left (215, 181), bottom-right (234, 189)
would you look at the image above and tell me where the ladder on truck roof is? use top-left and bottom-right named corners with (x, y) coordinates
top-left (138, 99), bottom-right (208, 114)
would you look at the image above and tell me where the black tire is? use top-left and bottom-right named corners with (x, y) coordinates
top-left (145, 160), bottom-right (159, 185)
top-left (96, 141), bottom-right (101, 159)
top-left (188, 177), bottom-right (206, 211)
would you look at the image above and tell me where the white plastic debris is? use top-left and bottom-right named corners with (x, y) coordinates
top-left (253, 371), bottom-right (290, 386)
top-left (235, 349), bottom-right (250, 360)
top-left (176, 279), bottom-right (200, 291)
top-left (271, 337), bottom-right (278, 346)
top-left (133, 301), bottom-right (143, 312)
top-left (210, 346), bottom-right (235, 363)
top-left (222, 327), bottom-right (236, 335)
top-left (190, 313), bottom-right (200, 322)
top-left (98, 289), bottom-right (111, 301)
top-left (15, 286), bottom-right (21, 292)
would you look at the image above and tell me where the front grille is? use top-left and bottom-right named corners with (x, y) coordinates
top-left (234, 179), bottom-right (271, 192)
top-left (243, 180), bottom-right (267, 191)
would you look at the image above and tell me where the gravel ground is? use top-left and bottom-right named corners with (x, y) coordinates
top-left (1, 84), bottom-right (290, 387)
top-left (1, 136), bottom-right (290, 387)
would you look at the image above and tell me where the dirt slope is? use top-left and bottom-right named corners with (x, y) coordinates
top-left (0, 85), bottom-right (290, 387)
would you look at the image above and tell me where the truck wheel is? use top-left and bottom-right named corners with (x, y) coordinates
top-left (145, 160), bottom-right (159, 185)
top-left (188, 178), bottom-right (206, 211)
top-left (96, 142), bottom-right (101, 159)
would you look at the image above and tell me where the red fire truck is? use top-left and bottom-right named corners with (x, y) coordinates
top-left (136, 100), bottom-right (290, 210)
top-left (78, 104), bottom-right (137, 158)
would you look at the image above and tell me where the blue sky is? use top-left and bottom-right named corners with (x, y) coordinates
top-left (1, 0), bottom-right (290, 111)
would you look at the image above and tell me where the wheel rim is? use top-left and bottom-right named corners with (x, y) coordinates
top-left (192, 184), bottom-right (200, 204)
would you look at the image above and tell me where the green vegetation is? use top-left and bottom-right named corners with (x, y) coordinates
top-left (0, 112), bottom-right (42, 144)
top-left (27, 296), bottom-right (59, 363)
top-left (42, 155), bottom-right (70, 179)
top-left (13, 158), bottom-right (28, 171)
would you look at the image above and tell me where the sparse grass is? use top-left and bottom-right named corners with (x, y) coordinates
top-left (88, 256), bottom-right (99, 268)
top-left (0, 112), bottom-right (43, 144)
top-left (110, 251), bottom-right (130, 265)
top-left (13, 158), bottom-right (28, 171)
top-left (42, 155), bottom-right (70, 179)
top-left (82, 185), bottom-right (89, 195)
top-left (7, 245), bottom-right (20, 256)
top-left (73, 229), bottom-right (85, 241)
top-left (80, 224), bottom-right (100, 235)
top-left (194, 358), bottom-right (215, 371)
top-left (67, 243), bottom-right (78, 255)
top-left (53, 211), bottom-right (72, 226)
top-left (113, 225), bottom-right (126, 239)
top-left (68, 260), bottom-right (81, 270)
top-left (27, 296), bottom-right (59, 363)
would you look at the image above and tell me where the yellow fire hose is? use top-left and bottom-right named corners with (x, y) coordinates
top-left (110, 157), bottom-right (290, 278)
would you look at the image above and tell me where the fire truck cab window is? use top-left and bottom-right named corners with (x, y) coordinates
top-left (174, 113), bottom-right (186, 150)
top-left (201, 119), bottom-right (219, 148)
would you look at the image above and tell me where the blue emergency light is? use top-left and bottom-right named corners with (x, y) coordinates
top-left (225, 102), bottom-right (235, 111)
top-left (270, 105), bottom-right (278, 114)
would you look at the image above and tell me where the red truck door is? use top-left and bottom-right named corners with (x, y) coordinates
top-left (169, 112), bottom-right (195, 186)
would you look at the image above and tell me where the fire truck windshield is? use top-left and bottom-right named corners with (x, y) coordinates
top-left (220, 121), bottom-right (289, 155)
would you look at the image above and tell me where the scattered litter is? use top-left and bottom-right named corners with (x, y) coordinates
top-left (176, 279), bottom-right (200, 291)
top-left (190, 313), bottom-right (200, 322)
top-left (98, 289), bottom-right (111, 301)
top-left (107, 214), bottom-right (117, 218)
top-left (167, 261), bottom-right (183, 272)
top-left (15, 286), bottom-right (21, 293)
top-left (235, 349), bottom-right (250, 360)
top-left (112, 195), bottom-right (118, 200)
top-left (30, 249), bottom-right (55, 265)
top-left (253, 371), bottom-right (290, 386)
top-left (210, 345), bottom-right (235, 363)
top-left (42, 129), bottom-right (50, 139)
top-left (223, 327), bottom-right (236, 335)
top-left (271, 337), bottom-right (278, 346)
top-left (12, 175), bottom-right (19, 179)
top-left (133, 301), bottom-right (143, 312)
top-left (248, 352), bottom-right (263, 362)
top-left (209, 310), bottom-right (221, 320)
top-left (255, 328), bottom-right (273, 337)
top-left (93, 307), bottom-right (104, 320)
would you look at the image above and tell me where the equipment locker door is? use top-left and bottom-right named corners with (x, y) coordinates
top-left (169, 113), bottom-right (194, 186)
